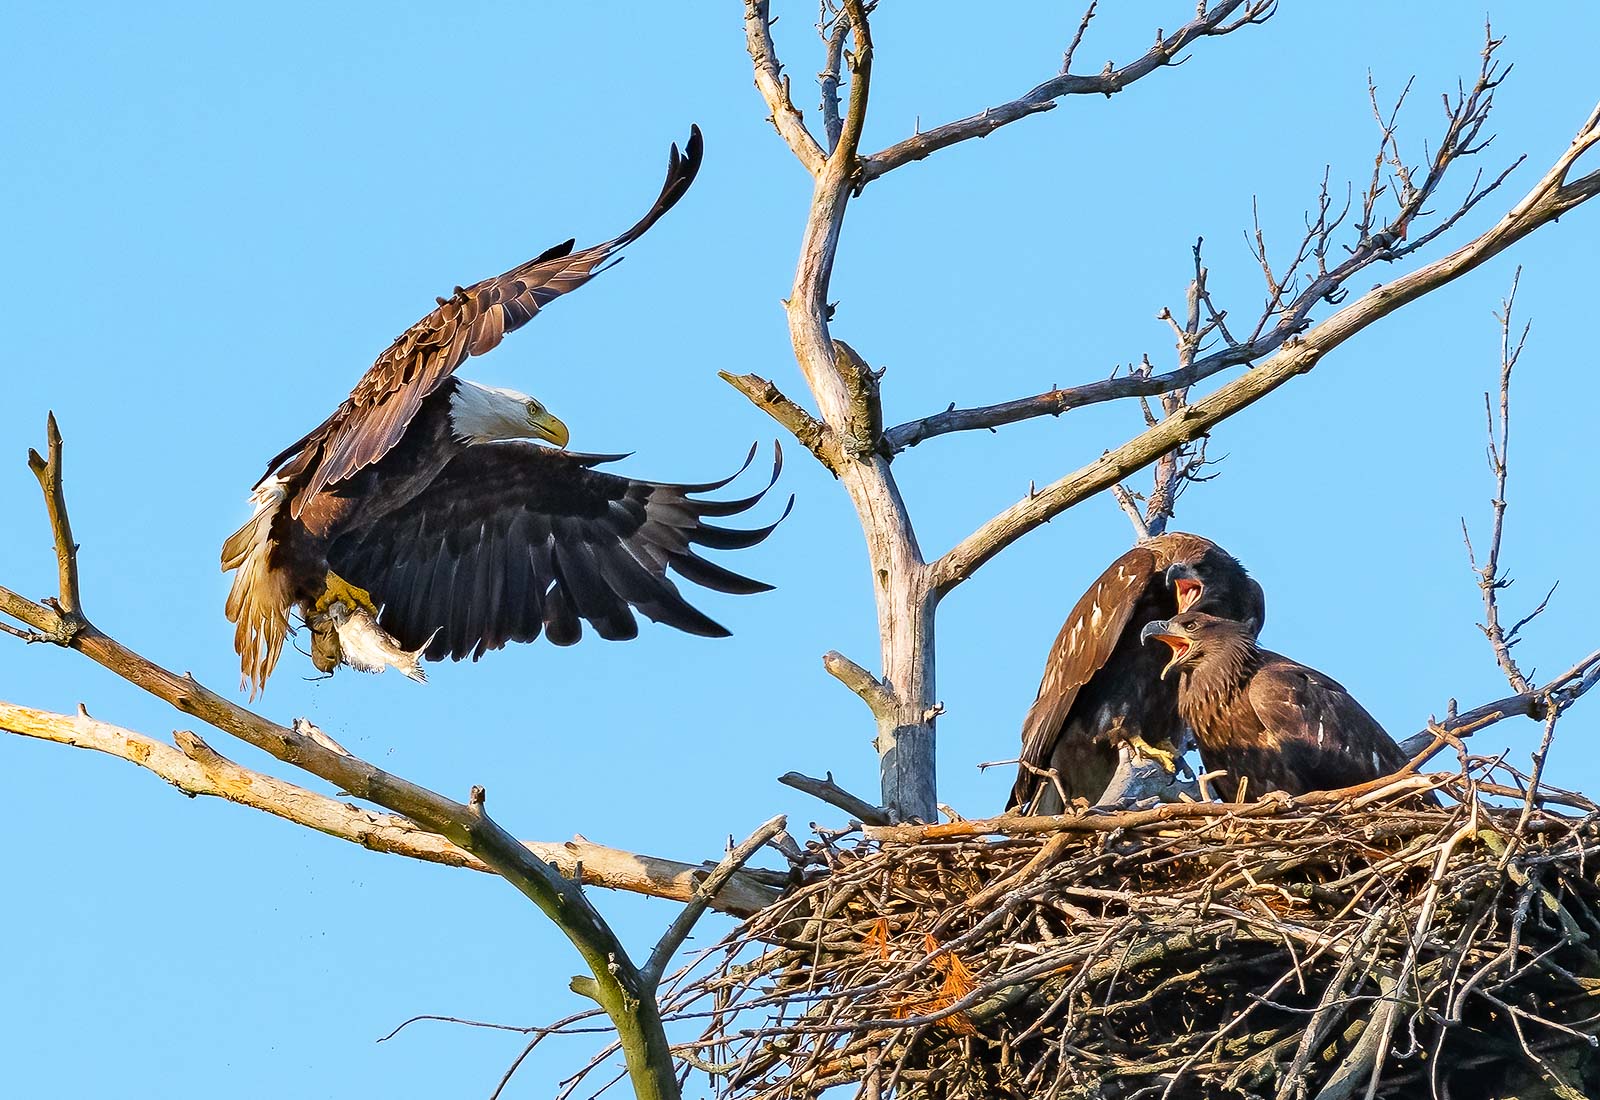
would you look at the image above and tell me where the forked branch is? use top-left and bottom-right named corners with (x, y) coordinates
top-left (642, 815), bottom-right (788, 988)
top-left (0, 700), bottom-right (781, 916)
top-left (741, 0), bottom-right (940, 822)
top-left (1463, 269), bottom-right (1543, 695)
top-left (932, 96), bottom-right (1600, 592)
top-left (855, 1), bottom-right (1276, 186)
top-left (0, 421), bottom-right (693, 1100)
top-left (744, 0), bottom-right (827, 174)
top-left (892, 33), bottom-right (1520, 459)
top-left (26, 412), bottom-right (82, 620)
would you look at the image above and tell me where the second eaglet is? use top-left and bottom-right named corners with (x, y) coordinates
top-left (1141, 611), bottom-right (1414, 799)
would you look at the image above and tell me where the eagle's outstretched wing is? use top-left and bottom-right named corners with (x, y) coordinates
top-left (264, 126), bottom-right (704, 514)
top-left (1008, 545), bottom-right (1159, 809)
top-left (326, 442), bottom-right (788, 661)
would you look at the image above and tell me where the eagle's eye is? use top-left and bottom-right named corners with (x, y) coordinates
top-left (525, 400), bottom-right (544, 421)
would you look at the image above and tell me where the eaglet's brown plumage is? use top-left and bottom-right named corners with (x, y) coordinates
top-left (1140, 612), bottom-right (1413, 800)
top-left (1008, 532), bottom-right (1265, 814)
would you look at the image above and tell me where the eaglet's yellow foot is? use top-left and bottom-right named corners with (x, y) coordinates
top-left (1125, 733), bottom-right (1180, 776)
top-left (314, 571), bottom-right (378, 617)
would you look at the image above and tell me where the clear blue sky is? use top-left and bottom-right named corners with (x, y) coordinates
top-left (3, 3), bottom-right (1597, 1096)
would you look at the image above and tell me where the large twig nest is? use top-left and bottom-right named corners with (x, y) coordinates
top-left (666, 756), bottom-right (1600, 1100)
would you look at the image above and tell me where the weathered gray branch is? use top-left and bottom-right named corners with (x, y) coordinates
top-left (817, 5), bottom-right (849, 154)
top-left (0, 423), bottom-right (684, 1100)
top-left (642, 815), bottom-right (788, 989)
top-left (855, 1), bottom-right (1275, 186)
top-left (1464, 270), bottom-right (1541, 695)
top-left (718, 370), bottom-right (839, 474)
top-left (883, 352), bottom-right (1240, 454)
top-left (745, 0), bottom-right (940, 822)
top-left (821, 649), bottom-right (896, 715)
top-left (0, 699), bottom-right (780, 917)
top-left (744, 0), bottom-right (827, 174)
top-left (1397, 648), bottom-right (1600, 758)
top-left (932, 101), bottom-right (1600, 592)
top-left (778, 770), bottom-right (891, 825)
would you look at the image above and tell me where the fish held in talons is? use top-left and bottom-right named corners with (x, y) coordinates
top-left (319, 602), bottom-right (434, 683)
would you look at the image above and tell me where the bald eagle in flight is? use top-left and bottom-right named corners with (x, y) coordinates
top-left (1140, 612), bottom-right (1413, 799)
top-left (222, 126), bottom-right (785, 694)
top-left (1008, 533), bottom-right (1264, 814)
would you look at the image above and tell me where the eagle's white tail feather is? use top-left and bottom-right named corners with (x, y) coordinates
top-left (221, 478), bottom-right (292, 697)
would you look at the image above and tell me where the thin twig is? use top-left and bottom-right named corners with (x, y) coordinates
top-left (1464, 267), bottom-right (1539, 694)
top-left (643, 815), bottom-right (788, 988)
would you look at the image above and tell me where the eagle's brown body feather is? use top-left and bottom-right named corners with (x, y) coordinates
top-left (1156, 614), bottom-right (1413, 799)
top-left (1009, 533), bottom-right (1263, 814)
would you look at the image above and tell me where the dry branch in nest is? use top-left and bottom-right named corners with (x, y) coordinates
top-left (651, 757), bottom-right (1600, 1100)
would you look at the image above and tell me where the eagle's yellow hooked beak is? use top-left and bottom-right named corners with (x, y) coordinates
top-left (1140, 618), bottom-right (1196, 680)
top-left (530, 408), bottom-right (570, 449)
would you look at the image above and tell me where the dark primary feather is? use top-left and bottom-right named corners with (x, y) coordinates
top-left (1009, 533), bottom-right (1263, 814)
top-left (1159, 613), bottom-right (1414, 800)
top-left (326, 442), bottom-right (788, 662)
top-left (262, 126), bottom-right (705, 512)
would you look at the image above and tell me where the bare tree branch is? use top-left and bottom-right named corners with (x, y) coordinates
top-left (717, 371), bottom-right (839, 473)
top-left (856, 1), bottom-right (1276, 186)
top-left (743, 0), bottom-right (940, 822)
top-left (932, 100), bottom-right (1600, 592)
top-left (642, 815), bottom-right (788, 989)
top-left (0, 423), bottom-right (684, 1100)
top-left (883, 353), bottom-right (1246, 454)
top-left (25, 412), bottom-right (82, 622)
top-left (1110, 482), bottom-right (1151, 540)
top-left (835, 0), bottom-right (873, 170)
top-left (1463, 268), bottom-right (1541, 695)
top-left (745, 0), bottom-right (827, 174)
top-left (817, 2), bottom-right (849, 154)
top-left (778, 770), bottom-right (891, 825)
top-left (822, 649), bottom-right (897, 715)
top-left (890, 38), bottom-right (1523, 459)
top-left (0, 699), bottom-right (780, 917)
top-left (1396, 647), bottom-right (1600, 757)
top-left (868, 771), bottom-right (1442, 842)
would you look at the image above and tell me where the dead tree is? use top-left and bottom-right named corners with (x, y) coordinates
top-left (737, 0), bottom-right (1600, 821)
top-left (4, 5), bottom-right (1600, 1098)
top-left (626, 286), bottom-right (1600, 1100)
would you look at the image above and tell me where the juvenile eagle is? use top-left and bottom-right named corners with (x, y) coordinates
top-left (222, 127), bottom-right (786, 694)
top-left (1008, 532), bottom-right (1264, 814)
top-left (1140, 612), bottom-right (1412, 799)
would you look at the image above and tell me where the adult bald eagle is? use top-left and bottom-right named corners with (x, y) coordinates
top-left (1008, 532), bottom-right (1264, 814)
top-left (222, 126), bottom-right (785, 694)
top-left (1140, 612), bottom-right (1412, 799)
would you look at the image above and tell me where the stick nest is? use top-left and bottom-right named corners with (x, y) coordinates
top-left (669, 757), bottom-right (1600, 1100)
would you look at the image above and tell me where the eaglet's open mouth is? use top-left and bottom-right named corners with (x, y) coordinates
top-left (1174, 577), bottom-right (1203, 613)
top-left (1140, 619), bottom-right (1195, 679)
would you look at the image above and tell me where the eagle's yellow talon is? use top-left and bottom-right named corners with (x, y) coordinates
top-left (1126, 734), bottom-right (1180, 775)
top-left (315, 572), bottom-right (378, 617)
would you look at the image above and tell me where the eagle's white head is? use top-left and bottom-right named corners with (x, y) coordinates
top-left (449, 380), bottom-right (570, 447)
